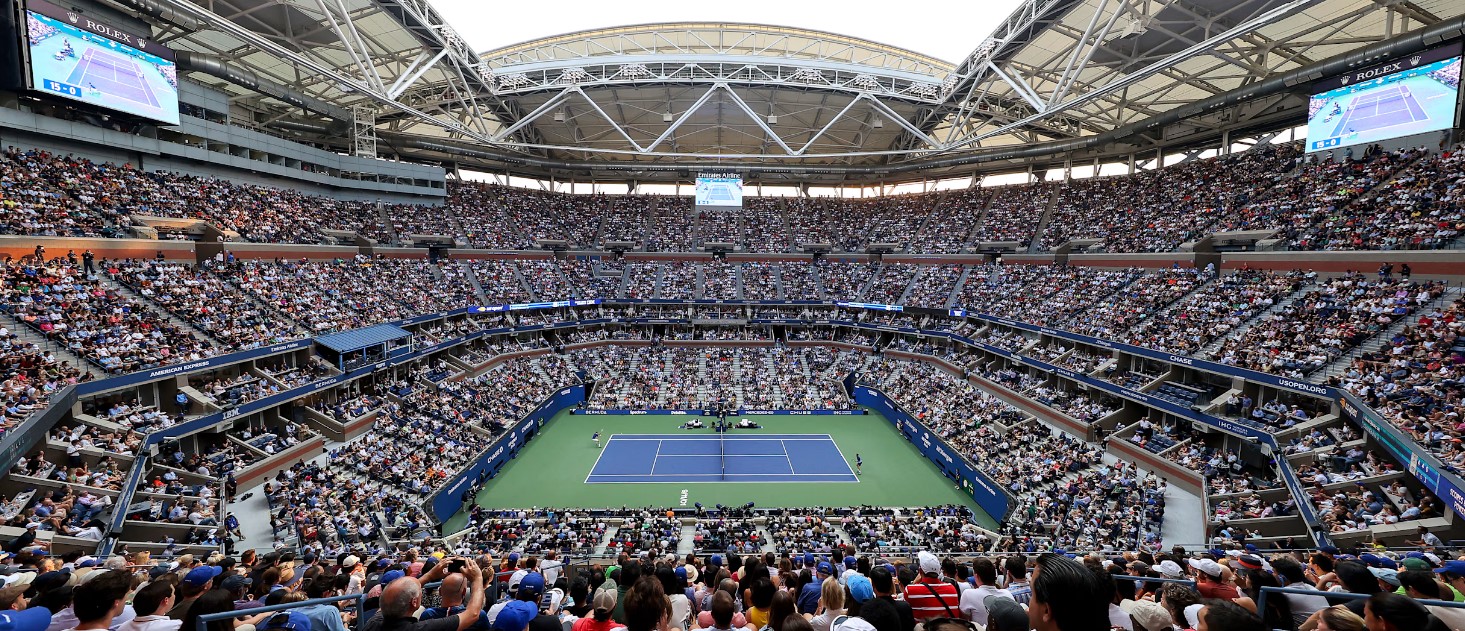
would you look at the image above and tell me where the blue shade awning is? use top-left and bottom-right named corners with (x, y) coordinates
top-left (315, 324), bottom-right (411, 354)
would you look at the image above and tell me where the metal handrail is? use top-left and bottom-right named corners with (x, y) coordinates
top-left (1255, 585), bottom-right (1465, 628)
top-left (197, 593), bottom-right (366, 631)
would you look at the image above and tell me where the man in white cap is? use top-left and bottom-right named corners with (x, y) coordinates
top-left (901, 552), bottom-right (959, 622)
top-left (1187, 558), bottom-right (1238, 600)
top-left (1156, 561), bottom-right (1185, 581)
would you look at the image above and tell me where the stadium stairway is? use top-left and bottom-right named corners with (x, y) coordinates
top-left (853, 264), bottom-right (880, 302)
top-left (103, 275), bottom-right (218, 345)
top-left (595, 526), bottom-right (619, 555)
top-left (458, 260), bottom-right (491, 303)
top-left (944, 265), bottom-right (976, 309)
top-left (769, 264), bottom-right (788, 301)
top-left (901, 204), bottom-right (945, 254)
top-left (1025, 186), bottom-right (1062, 253)
top-left (1317, 284), bottom-right (1463, 380)
top-left (893, 266), bottom-right (923, 306)
top-left (1195, 282), bottom-right (1312, 358)
top-left (0, 311), bottom-right (99, 381)
top-left (652, 263), bottom-right (668, 300)
top-left (375, 204), bottom-right (398, 245)
top-left (218, 276), bottom-right (313, 340)
top-left (809, 263), bottom-right (830, 301)
top-left (508, 263), bottom-right (539, 301)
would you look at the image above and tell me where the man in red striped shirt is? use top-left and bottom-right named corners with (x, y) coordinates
top-left (900, 552), bottom-right (960, 621)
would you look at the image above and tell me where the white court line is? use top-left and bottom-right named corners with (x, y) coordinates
top-left (606, 434), bottom-right (835, 441)
top-left (657, 453), bottom-right (794, 457)
top-left (827, 436), bottom-right (859, 480)
top-left (585, 478), bottom-right (859, 484)
top-left (780, 439), bottom-right (794, 476)
top-left (583, 434), bottom-right (623, 484)
top-left (649, 439), bottom-right (663, 475)
top-left (588, 472), bottom-right (860, 477)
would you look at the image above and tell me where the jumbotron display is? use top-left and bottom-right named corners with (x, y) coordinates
top-left (23, 0), bottom-right (180, 125)
top-left (694, 171), bottom-right (743, 209)
top-left (1306, 43), bottom-right (1461, 152)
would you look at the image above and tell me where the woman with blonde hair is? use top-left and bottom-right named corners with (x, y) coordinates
top-left (804, 579), bottom-right (844, 631)
top-left (1315, 605), bottom-right (1365, 631)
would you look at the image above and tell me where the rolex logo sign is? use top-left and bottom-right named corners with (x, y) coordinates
top-left (1341, 75), bottom-right (1350, 85)
top-left (1411, 55), bottom-right (1422, 66)
top-left (66, 12), bottom-right (78, 22)
top-left (136, 39), bottom-right (146, 49)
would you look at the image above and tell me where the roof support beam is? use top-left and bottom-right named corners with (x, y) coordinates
top-left (984, 59), bottom-right (1047, 113)
top-left (722, 85), bottom-right (796, 155)
top-left (386, 49), bottom-right (448, 99)
top-left (943, 0), bottom-right (1320, 152)
top-left (644, 84), bottom-right (720, 152)
top-left (491, 88), bottom-right (575, 142)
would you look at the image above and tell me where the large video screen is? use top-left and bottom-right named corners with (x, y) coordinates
top-left (695, 173), bottom-right (743, 209)
top-left (24, 0), bottom-right (179, 125)
top-left (1307, 45), bottom-right (1460, 152)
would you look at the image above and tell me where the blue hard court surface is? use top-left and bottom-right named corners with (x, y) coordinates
top-left (585, 433), bottom-right (858, 483)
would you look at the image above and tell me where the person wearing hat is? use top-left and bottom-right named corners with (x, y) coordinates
top-left (168, 566), bottom-right (221, 621)
top-left (0, 607), bottom-right (51, 631)
top-left (490, 572), bottom-right (546, 628)
top-left (1187, 558), bottom-right (1239, 600)
top-left (901, 553), bottom-right (958, 622)
top-left (957, 558), bottom-right (1010, 626)
top-left (1118, 599), bottom-right (1172, 631)
top-left (571, 589), bottom-right (620, 631)
top-left (118, 581), bottom-right (179, 631)
top-left (219, 575), bottom-right (259, 612)
top-left (363, 558), bottom-right (484, 631)
top-left (798, 563), bottom-right (834, 615)
top-left (0, 586), bottom-right (26, 612)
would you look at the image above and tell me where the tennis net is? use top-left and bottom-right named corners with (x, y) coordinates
top-left (719, 424), bottom-right (726, 481)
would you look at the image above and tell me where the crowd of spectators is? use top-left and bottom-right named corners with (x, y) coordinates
top-left (1337, 290), bottom-right (1464, 471)
top-left (575, 346), bottom-right (859, 410)
top-left (1122, 269), bottom-right (1307, 355)
top-left (2, 256), bottom-right (216, 373)
top-left (112, 260), bottom-right (304, 349)
top-left (216, 256), bottom-right (474, 334)
top-left (1208, 273), bottom-right (1446, 377)
top-left (1039, 143), bottom-right (1301, 252)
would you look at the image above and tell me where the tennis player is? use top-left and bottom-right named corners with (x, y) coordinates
top-left (592, 429), bottom-right (602, 448)
top-left (856, 453), bottom-right (863, 475)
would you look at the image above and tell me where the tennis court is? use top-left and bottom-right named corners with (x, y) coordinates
top-left (586, 433), bottom-right (858, 483)
top-left (1329, 84), bottom-right (1428, 137)
top-left (65, 48), bottom-right (160, 108)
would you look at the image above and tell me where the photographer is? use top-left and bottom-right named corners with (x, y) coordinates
top-left (362, 558), bottom-right (485, 631)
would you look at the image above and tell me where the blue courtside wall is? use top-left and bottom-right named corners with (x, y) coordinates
top-left (428, 384), bottom-right (586, 522)
top-left (851, 385), bottom-right (1012, 522)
